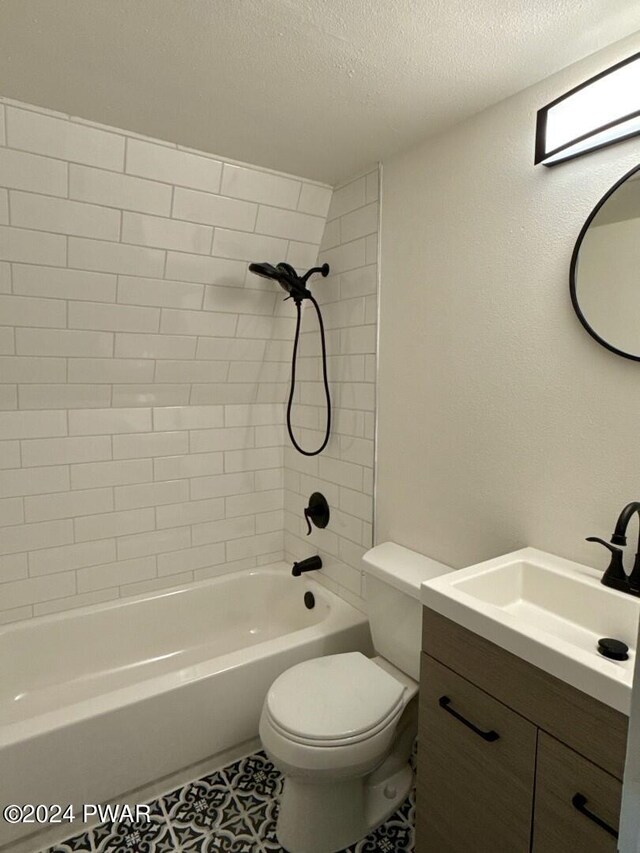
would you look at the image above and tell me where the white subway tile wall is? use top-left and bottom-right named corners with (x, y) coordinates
top-left (0, 96), bottom-right (338, 622)
top-left (284, 169), bottom-right (379, 612)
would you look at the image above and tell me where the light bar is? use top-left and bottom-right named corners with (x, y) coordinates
top-left (535, 51), bottom-right (640, 166)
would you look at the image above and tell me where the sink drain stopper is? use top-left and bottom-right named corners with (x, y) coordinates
top-left (597, 637), bottom-right (629, 661)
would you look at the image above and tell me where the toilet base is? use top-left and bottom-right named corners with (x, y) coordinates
top-left (275, 763), bottom-right (413, 853)
top-left (365, 763), bottom-right (413, 831)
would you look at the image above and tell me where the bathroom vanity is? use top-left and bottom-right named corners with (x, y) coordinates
top-left (417, 548), bottom-right (638, 853)
top-left (417, 608), bottom-right (627, 852)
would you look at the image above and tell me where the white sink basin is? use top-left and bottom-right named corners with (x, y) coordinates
top-left (421, 548), bottom-right (640, 714)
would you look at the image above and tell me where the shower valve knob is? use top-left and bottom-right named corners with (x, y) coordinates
top-left (304, 492), bottom-right (330, 536)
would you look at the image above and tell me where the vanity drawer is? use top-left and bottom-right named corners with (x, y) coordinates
top-left (416, 653), bottom-right (537, 853)
top-left (422, 607), bottom-right (628, 778)
top-left (532, 732), bottom-right (621, 853)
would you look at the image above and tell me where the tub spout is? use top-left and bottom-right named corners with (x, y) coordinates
top-left (292, 556), bottom-right (322, 577)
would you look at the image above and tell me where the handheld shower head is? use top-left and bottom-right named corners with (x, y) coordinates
top-left (249, 261), bottom-right (305, 299)
top-left (248, 261), bottom-right (329, 303)
top-left (247, 259), bottom-right (332, 456)
top-left (248, 261), bottom-right (280, 281)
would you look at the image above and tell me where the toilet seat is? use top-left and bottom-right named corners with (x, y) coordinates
top-left (265, 652), bottom-right (406, 746)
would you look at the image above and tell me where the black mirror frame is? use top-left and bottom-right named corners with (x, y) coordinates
top-left (570, 162), bottom-right (640, 362)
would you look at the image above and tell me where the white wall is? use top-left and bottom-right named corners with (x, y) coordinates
top-left (0, 96), bottom-right (331, 623)
top-left (377, 31), bottom-right (640, 573)
top-left (284, 169), bottom-right (379, 611)
top-left (377, 31), bottom-right (640, 853)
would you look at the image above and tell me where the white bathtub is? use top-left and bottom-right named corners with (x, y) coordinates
top-left (0, 563), bottom-right (371, 847)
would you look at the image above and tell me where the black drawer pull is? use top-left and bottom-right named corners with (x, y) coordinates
top-left (438, 695), bottom-right (500, 742)
top-left (572, 793), bottom-right (618, 839)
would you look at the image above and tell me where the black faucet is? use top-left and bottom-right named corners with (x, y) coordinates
top-left (611, 502), bottom-right (640, 593)
top-left (291, 556), bottom-right (322, 577)
top-left (587, 501), bottom-right (640, 596)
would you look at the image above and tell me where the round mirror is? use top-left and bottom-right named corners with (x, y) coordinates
top-left (571, 163), bottom-right (640, 361)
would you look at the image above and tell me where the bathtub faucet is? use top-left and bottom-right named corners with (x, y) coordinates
top-left (292, 556), bottom-right (322, 577)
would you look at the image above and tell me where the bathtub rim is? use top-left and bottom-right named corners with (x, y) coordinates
top-left (1, 561), bottom-right (307, 637)
top-left (0, 562), bottom-right (369, 749)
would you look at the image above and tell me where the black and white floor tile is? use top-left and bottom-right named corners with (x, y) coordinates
top-left (41, 751), bottom-right (415, 853)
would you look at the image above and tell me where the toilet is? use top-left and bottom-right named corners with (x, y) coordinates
top-left (259, 542), bottom-right (453, 853)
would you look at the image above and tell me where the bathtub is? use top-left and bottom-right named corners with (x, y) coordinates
top-left (0, 563), bottom-right (371, 847)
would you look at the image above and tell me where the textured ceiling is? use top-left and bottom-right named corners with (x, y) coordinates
top-left (0, 0), bottom-right (639, 183)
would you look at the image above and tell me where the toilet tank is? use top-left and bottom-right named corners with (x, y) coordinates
top-left (362, 542), bottom-right (453, 681)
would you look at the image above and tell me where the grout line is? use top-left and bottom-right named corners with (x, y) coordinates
top-left (6, 187), bottom-right (12, 227)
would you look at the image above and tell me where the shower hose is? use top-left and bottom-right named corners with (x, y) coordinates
top-left (288, 294), bottom-right (331, 456)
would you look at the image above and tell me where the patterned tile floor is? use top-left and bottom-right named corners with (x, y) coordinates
top-left (41, 751), bottom-right (415, 853)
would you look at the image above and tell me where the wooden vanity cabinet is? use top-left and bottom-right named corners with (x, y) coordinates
top-left (533, 733), bottom-right (622, 853)
top-left (417, 608), bottom-right (628, 853)
top-left (419, 654), bottom-right (536, 853)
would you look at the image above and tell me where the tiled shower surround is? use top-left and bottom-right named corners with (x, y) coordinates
top-left (0, 96), bottom-right (379, 622)
top-left (284, 171), bottom-right (378, 611)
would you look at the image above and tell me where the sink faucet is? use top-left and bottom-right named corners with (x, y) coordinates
top-left (587, 501), bottom-right (640, 596)
top-left (611, 501), bottom-right (640, 593)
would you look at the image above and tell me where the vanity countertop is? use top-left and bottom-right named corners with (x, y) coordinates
top-left (420, 547), bottom-right (639, 714)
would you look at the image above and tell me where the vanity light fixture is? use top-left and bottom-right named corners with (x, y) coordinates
top-left (535, 50), bottom-right (640, 165)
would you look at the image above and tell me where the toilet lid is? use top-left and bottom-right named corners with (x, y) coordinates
top-left (266, 652), bottom-right (406, 742)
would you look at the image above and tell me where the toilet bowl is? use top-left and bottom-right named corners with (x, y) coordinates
top-left (259, 542), bottom-right (453, 853)
top-left (260, 652), bottom-right (418, 853)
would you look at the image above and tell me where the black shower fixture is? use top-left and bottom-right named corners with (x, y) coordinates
top-left (248, 261), bottom-right (329, 305)
top-left (248, 261), bottom-right (331, 457)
